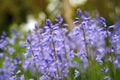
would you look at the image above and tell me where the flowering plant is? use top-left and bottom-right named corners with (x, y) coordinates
top-left (0, 9), bottom-right (120, 80)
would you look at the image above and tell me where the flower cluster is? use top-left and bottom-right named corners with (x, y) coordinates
top-left (0, 9), bottom-right (120, 80)
top-left (0, 29), bottom-right (25, 80)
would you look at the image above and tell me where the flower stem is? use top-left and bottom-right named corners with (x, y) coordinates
top-left (81, 25), bottom-right (89, 60)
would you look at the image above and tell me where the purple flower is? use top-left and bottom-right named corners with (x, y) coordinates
top-left (1, 8), bottom-right (120, 80)
top-left (74, 69), bottom-right (80, 78)
top-left (19, 41), bottom-right (25, 47)
top-left (73, 21), bottom-right (80, 24)
top-left (34, 24), bottom-right (39, 30)
top-left (111, 35), bottom-right (119, 43)
top-left (74, 17), bottom-right (80, 21)
top-left (114, 59), bottom-right (120, 68)
top-left (1, 32), bottom-right (7, 39)
top-left (63, 24), bottom-right (68, 27)
top-left (101, 67), bottom-right (109, 73)
top-left (77, 9), bottom-right (82, 17)
top-left (84, 11), bottom-right (89, 17)
top-left (45, 19), bottom-right (52, 28)
top-left (55, 15), bottom-right (63, 24)
top-left (0, 53), bottom-right (4, 58)
top-left (39, 75), bottom-right (50, 80)
top-left (96, 15), bottom-right (106, 27)
top-left (96, 56), bottom-right (103, 64)
top-left (104, 76), bottom-right (110, 80)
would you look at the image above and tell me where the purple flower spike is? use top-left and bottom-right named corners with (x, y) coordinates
top-left (96, 15), bottom-right (106, 27)
top-left (12, 29), bottom-right (18, 34)
top-left (77, 9), bottom-right (82, 17)
top-left (1, 32), bottom-right (7, 38)
top-left (34, 24), bottom-right (38, 30)
top-left (55, 15), bottom-right (63, 24)
top-left (1, 8), bottom-right (120, 80)
top-left (84, 11), bottom-right (89, 17)
top-left (45, 19), bottom-right (52, 28)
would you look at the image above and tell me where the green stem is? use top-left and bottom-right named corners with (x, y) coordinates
top-left (29, 42), bottom-right (39, 80)
top-left (34, 63), bottom-right (39, 80)
top-left (81, 25), bottom-right (93, 80)
top-left (82, 26), bottom-right (89, 60)
top-left (50, 29), bottom-right (60, 77)
top-left (61, 33), bottom-right (71, 80)
top-left (35, 31), bottom-right (44, 57)
top-left (106, 30), bottom-right (116, 79)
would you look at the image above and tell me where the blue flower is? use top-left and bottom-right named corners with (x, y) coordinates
top-left (74, 69), bottom-right (80, 78)
top-left (77, 9), bottom-right (82, 17)
top-left (40, 75), bottom-right (50, 80)
top-left (104, 76), bottom-right (110, 80)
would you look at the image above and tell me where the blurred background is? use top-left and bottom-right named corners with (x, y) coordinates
top-left (0, 0), bottom-right (120, 34)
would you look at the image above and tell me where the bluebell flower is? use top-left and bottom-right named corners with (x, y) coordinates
top-left (1, 32), bottom-right (7, 39)
top-left (101, 67), bottom-right (109, 73)
top-left (104, 76), bottom-right (110, 80)
top-left (74, 69), bottom-right (80, 78)
top-left (39, 75), bottom-right (50, 80)
top-left (55, 15), bottom-right (63, 24)
top-left (96, 14), bottom-right (107, 27)
top-left (34, 24), bottom-right (39, 30)
top-left (45, 19), bottom-right (52, 28)
top-left (77, 9), bottom-right (82, 17)
top-left (1, 8), bottom-right (120, 80)
top-left (84, 11), bottom-right (89, 18)
top-left (7, 46), bottom-right (15, 55)
top-left (62, 23), bottom-right (68, 27)
top-left (0, 53), bottom-right (4, 58)
top-left (114, 59), bottom-right (120, 68)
